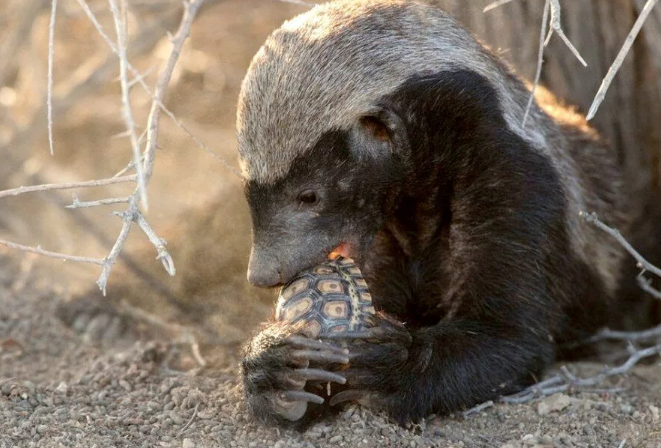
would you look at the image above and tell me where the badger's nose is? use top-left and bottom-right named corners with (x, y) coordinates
top-left (247, 249), bottom-right (282, 287)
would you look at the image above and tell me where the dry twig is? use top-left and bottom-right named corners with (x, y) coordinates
top-left (545, 0), bottom-right (588, 67)
top-left (581, 211), bottom-right (661, 299)
top-left (0, 175), bottom-right (137, 199)
top-left (501, 343), bottom-right (661, 404)
top-left (108, 0), bottom-right (148, 208)
top-left (587, 0), bottom-right (660, 120)
top-left (0, 239), bottom-right (104, 266)
top-left (486, 0), bottom-right (588, 126)
top-left (483, 0), bottom-right (516, 13)
top-left (522, 0), bottom-right (550, 127)
top-left (47, 0), bottom-right (58, 156)
top-left (584, 324), bottom-right (661, 344)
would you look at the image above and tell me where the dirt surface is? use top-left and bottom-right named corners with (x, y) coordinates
top-left (1, 254), bottom-right (661, 448)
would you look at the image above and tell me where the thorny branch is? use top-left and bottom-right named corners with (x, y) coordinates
top-left (587, 0), bottom-right (660, 120)
top-left (501, 344), bottom-right (661, 404)
top-left (0, 175), bottom-right (137, 199)
top-left (0, 239), bottom-right (104, 266)
top-left (581, 211), bottom-right (661, 299)
top-left (47, 0), bottom-right (58, 156)
top-left (108, 0), bottom-right (148, 208)
top-left (485, 0), bottom-right (587, 127)
top-left (522, 0), bottom-right (550, 127)
top-left (0, 0), bottom-right (208, 293)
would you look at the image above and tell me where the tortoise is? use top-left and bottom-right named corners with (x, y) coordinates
top-left (272, 256), bottom-right (376, 421)
top-left (275, 256), bottom-right (376, 338)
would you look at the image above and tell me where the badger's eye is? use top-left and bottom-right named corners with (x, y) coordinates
top-left (297, 190), bottom-right (319, 205)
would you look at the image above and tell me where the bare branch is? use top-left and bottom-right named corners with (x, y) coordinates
top-left (522, 0), bottom-right (550, 127)
top-left (638, 274), bottom-right (661, 300)
top-left (463, 400), bottom-right (494, 417)
top-left (97, 198), bottom-right (137, 295)
top-left (135, 212), bottom-right (176, 276)
top-left (0, 175), bottom-right (137, 199)
top-left (141, 0), bottom-right (207, 182)
top-left (47, 0), bottom-right (58, 156)
top-left (501, 344), bottom-right (661, 403)
top-left (521, 0), bottom-right (589, 127)
top-left (0, 239), bottom-right (104, 266)
top-left (547, 0), bottom-right (588, 67)
top-left (92, 1), bottom-right (208, 291)
top-left (581, 212), bottom-right (661, 279)
top-left (587, 0), bottom-right (660, 120)
top-left (65, 195), bottom-right (132, 209)
top-left (586, 324), bottom-right (661, 344)
top-left (108, 0), bottom-right (148, 208)
top-left (483, 0), bottom-right (517, 13)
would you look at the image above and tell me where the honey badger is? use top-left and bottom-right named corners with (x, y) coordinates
top-left (238, 0), bottom-right (660, 427)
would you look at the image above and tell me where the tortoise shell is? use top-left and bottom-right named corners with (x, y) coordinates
top-left (275, 257), bottom-right (376, 338)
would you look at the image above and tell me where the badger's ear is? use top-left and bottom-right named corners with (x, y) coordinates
top-left (350, 107), bottom-right (406, 160)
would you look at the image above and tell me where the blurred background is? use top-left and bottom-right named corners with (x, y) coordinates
top-left (1, 0), bottom-right (660, 369)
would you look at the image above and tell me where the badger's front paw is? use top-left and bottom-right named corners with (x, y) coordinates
top-left (241, 323), bottom-right (349, 426)
top-left (324, 317), bottom-right (423, 424)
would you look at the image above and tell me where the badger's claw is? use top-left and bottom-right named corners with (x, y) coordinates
top-left (291, 349), bottom-right (350, 365)
top-left (292, 368), bottom-right (346, 384)
top-left (329, 389), bottom-right (368, 406)
top-left (286, 335), bottom-right (349, 354)
top-left (281, 390), bottom-right (325, 404)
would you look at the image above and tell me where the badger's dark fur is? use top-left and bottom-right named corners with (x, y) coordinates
top-left (237, 0), bottom-right (661, 427)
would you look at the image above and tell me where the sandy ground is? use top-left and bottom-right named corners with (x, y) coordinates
top-left (1, 253), bottom-right (661, 448)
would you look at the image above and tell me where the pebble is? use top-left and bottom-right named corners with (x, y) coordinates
top-left (182, 439), bottom-right (195, 448)
top-left (170, 411), bottom-right (185, 425)
top-left (537, 394), bottom-right (573, 415)
top-left (650, 405), bottom-right (660, 422)
top-left (620, 404), bottom-right (633, 415)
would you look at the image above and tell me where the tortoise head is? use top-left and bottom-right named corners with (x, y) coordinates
top-left (242, 115), bottom-right (407, 287)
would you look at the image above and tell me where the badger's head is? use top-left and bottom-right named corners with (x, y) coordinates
top-left (236, 0), bottom-right (536, 287)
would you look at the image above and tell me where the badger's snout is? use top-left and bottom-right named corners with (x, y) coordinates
top-left (247, 246), bottom-right (283, 287)
top-left (247, 238), bottom-right (329, 287)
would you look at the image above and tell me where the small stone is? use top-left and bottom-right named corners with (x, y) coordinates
top-left (620, 404), bottom-right (633, 415)
top-left (170, 411), bottom-right (184, 425)
top-left (274, 441), bottom-right (286, 448)
top-left (55, 382), bottom-right (68, 394)
top-left (329, 435), bottom-right (343, 444)
top-left (537, 394), bottom-right (573, 415)
top-left (583, 425), bottom-right (596, 437)
top-left (119, 380), bottom-right (132, 392)
top-left (649, 405), bottom-right (660, 422)
top-left (36, 425), bottom-right (48, 434)
top-left (182, 438), bottom-right (195, 448)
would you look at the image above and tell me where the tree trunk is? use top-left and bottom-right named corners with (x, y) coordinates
top-left (435, 0), bottom-right (661, 193)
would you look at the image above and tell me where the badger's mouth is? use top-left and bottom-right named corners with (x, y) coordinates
top-left (328, 242), bottom-right (356, 260)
